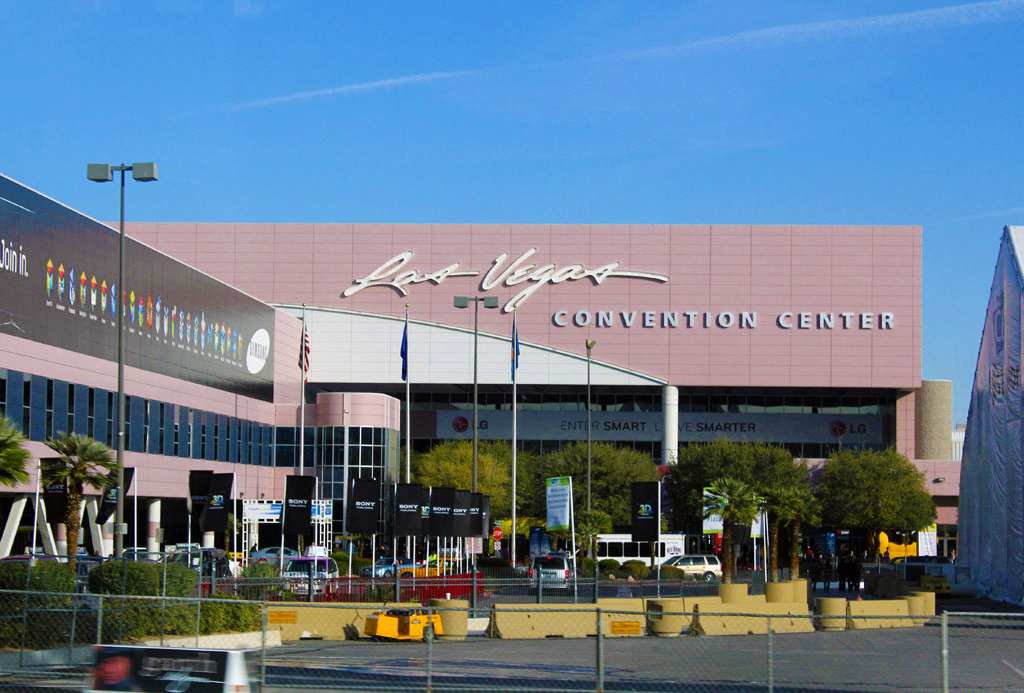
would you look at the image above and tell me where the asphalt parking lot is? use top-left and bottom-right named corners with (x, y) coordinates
top-left (264, 614), bottom-right (1024, 692)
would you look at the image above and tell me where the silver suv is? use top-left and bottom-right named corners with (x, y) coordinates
top-left (530, 555), bottom-right (573, 590)
top-left (664, 554), bottom-right (721, 582)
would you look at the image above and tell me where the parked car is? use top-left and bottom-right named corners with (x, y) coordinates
top-left (169, 547), bottom-right (233, 580)
top-left (283, 556), bottom-right (340, 594)
top-left (361, 559), bottom-right (421, 578)
top-left (663, 554), bottom-right (721, 582)
top-left (121, 547), bottom-right (161, 562)
top-left (529, 554), bottom-right (573, 590)
top-left (250, 546), bottom-right (301, 564)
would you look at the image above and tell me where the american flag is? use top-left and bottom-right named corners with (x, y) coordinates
top-left (299, 320), bottom-right (311, 380)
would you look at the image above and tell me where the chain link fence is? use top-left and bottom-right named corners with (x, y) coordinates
top-left (0, 587), bottom-right (1021, 692)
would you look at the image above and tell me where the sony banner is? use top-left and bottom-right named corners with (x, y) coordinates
top-left (40, 458), bottom-right (68, 523)
top-left (437, 410), bottom-right (883, 445)
top-left (394, 483), bottom-right (424, 536)
top-left (469, 492), bottom-right (483, 537)
top-left (429, 487), bottom-right (455, 538)
top-left (284, 475), bottom-right (315, 533)
top-left (347, 478), bottom-right (381, 534)
top-left (631, 481), bottom-right (660, 543)
top-left (200, 473), bottom-right (233, 533)
top-left (480, 496), bottom-right (491, 541)
top-left (453, 490), bottom-right (472, 538)
top-left (97, 467), bottom-right (135, 526)
top-left (0, 175), bottom-right (276, 401)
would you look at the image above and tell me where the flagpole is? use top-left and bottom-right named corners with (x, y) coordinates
top-left (299, 304), bottom-right (306, 477)
top-left (404, 305), bottom-right (411, 484)
top-left (511, 311), bottom-right (518, 569)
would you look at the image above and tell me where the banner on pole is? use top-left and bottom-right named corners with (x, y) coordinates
top-left (469, 492), bottom-right (483, 537)
top-left (200, 473), bottom-right (234, 533)
top-left (429, 487), bottom-right (455, 537)
top-left (97, 467), bottom-right (136, 526)
top-left (347, 478), bottom-right (380, 534)
top-left (630, 481), bottom-right (660, 542)
top-left (480, 496), bottom-right (491, 540)
top-left (187, 470), bottom-right (213, 517)
top-left (40, 458), bottom-right (69, 523)
top-left (453, 490), bottom-right (472, 538)
top-left (546, 476), bottom-right (572, 531)
top-left (395, 483), bottom-right (424, 536)
top-left (418, 486), bottom-right (432, 537)
top-left (284, 475), bottom-right (315, 533)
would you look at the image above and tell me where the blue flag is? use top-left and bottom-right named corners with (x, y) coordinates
top-left (511, 313), bottom-right (520, 382)
top-left (400, 314), bottom-right (409, 382)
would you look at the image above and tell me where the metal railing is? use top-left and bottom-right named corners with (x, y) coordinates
top-left (0, 587), bottom-right (1021, 692)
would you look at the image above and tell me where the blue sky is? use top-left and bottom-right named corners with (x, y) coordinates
top-left (3, 1), bottom-right (1024, 422)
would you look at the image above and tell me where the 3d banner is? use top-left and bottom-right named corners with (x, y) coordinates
top-left (187, 470), bottom-right (213, 517)
top-left (284, 475), bottom-right (315, 533)
top-left (394, 483), bottom-right (424, 536)
top-left (347, 478), bottom-right (381, 534)
top-left (200, 473), bottom-right (234, 533)
top-left (418, 486), bottom-right (432, 537)
top-left (631, 481), bottom-right (660, 543)
top-left (429, 487), bottom-right (455, 537)
top-left (97, 467), bottom-right (135, 526)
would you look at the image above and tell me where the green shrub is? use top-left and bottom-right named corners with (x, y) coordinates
top-left (620, 560), bottom-right (650, 580)
top-left (330, 551), bottom-right (349, 570)
top-left (0, 563), bottom-right (76, 649)
top-left (89, 561), bottom-right (160, 595)
top-left (658, 565), bottom-right (685, 580)
top-left (598, 559), bottom-right (620, 573)
top-left (162, 564), bottom-right (199, 597)
top-left (200, 595), bottom-right (261, 634)
top-left (351, 556), bottom-right (373, 575)
top-left (578, 557), bottom-right (596, 576)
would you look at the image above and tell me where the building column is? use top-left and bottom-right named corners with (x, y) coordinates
top-left (85, 498), bottom-right (106, 558)
top-left (202, 531), bottom-right (215, 548)
top-left (662, 385), bottom-right (679, 466)
top-left (0, 497), bottom-right (28, 558)
top-left (55, 523), bottom-right (67, 557)
top-left (101, 516), bottom-right (114, 557)
top-left (147, 499), bottom-right (161, 555)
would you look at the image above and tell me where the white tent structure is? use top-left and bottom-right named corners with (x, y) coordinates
top-left (959, 226), bottom-right (1024, 604)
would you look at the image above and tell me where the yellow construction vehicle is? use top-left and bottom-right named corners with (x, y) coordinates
top-left (363, 608), bottom-right (444, 641)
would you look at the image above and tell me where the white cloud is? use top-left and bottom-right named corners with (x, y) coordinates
top-left (231, 69), bottom-right (481, 111)
top-left (622, 0), bottom-right (1024, 59)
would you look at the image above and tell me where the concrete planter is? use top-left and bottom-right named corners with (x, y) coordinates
top-left (765, 582), bottom-right (794, 603)
top-left (646, 598), bottom-right (685, 638)
top-left (815, 597), bottom-right (847, 632)
top-left (719, 583), bottom-right (749, 604)
top-left (430, 599), bottom-right (469, 640)
top-left (789, 579), bottom-right (809, 605)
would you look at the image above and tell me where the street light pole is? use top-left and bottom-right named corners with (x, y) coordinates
top-left (586, 339), bottom-right (596, 515)
top-left (453, 295), bottom-right (498, 494)
top-left (87, 162), bottom-right (158, 559)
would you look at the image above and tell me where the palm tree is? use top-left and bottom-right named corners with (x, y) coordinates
top-left (771, 483), bottom-right (819, 581)
top-left (42, 433), bottom-right (118, 572)
top-left (704, 477), bottom-right (759, 584)
top-left (0, 417), bottom-right (30, 486)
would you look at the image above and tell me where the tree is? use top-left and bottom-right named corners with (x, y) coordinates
top-left (665, 441), bottom-right (760, 532)
top-left (0, 417), bottom-right (29, 487)
top-left (526, 442), bottom-right (659, 528)
top-left (752, 449), bottom-right (816, 581)
top-left (412, 440), bottom-right (537, 518)
top-left (575, 508), bottom-right (613, 559)
top-left (816, 448), bottom-right (936, 559)
top-left (42, 433), bottom-right (118, 572)
top-left (703, 477), bottom-right (759, 584)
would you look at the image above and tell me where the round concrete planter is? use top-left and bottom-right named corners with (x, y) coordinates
top-left (719, 583), bottom-right (749, 604)
top-left (646, 598), bottom-right (685, 637)
top-left (789, 579), bottom-right (809, 605)
top-left (904, 594), bottom-right (927, 625)
top-left (429, 599), bottom-right (469, 640)
top-left (815, 597), bottom-right (847, 631)
top-left (765, 581), bottom-right (795, 603)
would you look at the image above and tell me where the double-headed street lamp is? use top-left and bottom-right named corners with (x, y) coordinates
top-left (453, 295), bottom-right (498, 493)
top-left (87, 162), bottom-right (158, 558)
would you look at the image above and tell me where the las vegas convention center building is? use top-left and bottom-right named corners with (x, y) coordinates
top-left (0, 171), bottom-right (960, 557)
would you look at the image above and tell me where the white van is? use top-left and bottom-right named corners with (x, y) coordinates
top-left (596, 533), bottom-right (686, 567)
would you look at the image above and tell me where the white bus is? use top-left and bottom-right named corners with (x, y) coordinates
top-left (596, 533), bottom-right (687, 566)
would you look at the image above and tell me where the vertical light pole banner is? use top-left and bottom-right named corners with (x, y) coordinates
top-left (546, 476), bottom-right (572, 531)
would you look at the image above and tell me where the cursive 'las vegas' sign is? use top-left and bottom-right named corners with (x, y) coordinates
top-left (341, 249), bottom-right (670, 313)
